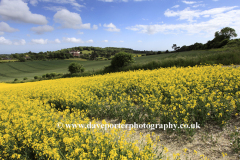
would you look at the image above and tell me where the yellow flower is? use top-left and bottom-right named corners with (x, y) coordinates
top-left (164, 147), bottom-right (169, 153)
top-left (194, 150), bottom-right (197, 155)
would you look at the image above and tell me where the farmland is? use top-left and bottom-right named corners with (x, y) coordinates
top-left (0, 49), bottom-right (236, 82)
top-left (0, 64), bottom-right (240, 159)
top-left (0, 52), bottom-right (178, 82)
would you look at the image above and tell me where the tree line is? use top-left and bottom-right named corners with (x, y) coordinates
top-left (175, 27), bottom-right (237, 52)
top-left (8, 46), bottom-right (167, 62)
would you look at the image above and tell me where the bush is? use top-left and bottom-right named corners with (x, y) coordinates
top-left (42, 74), bottom-right (46, 78)
top-left (68, 62), bottom-right (85, 74)
top-left (18, 57), bottom-right (26, 62)
top-left (14, 78), bottom-right (18, 82)
top-left (219, 39), bottom-right (229, 48)
top-left (166, 50), bottom-right (169, 53)
top-left (46, 73), bottom-right (51, 78)
top-left (50, 72), bottom-right (57, 78)
top-left (34, 76), bottom-right (39, 79)
top-left (23, 77), bottom-right (28, 80)
top-left (110, 52), bottom-right (135, 69)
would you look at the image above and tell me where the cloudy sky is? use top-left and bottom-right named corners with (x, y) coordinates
top-left (0, 0), bottom-right (239, 54)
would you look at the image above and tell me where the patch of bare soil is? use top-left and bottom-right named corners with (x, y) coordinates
top-left (93, 116), bottom-right (240, 160)
top-left (57, 113), bottom-right (240, 160)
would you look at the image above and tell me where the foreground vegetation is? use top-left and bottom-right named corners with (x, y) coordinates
top-left (0, 64), bottom-right (240, 159)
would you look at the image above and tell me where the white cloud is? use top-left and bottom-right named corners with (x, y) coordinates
top-left (126, 9), bottom-right (240, 36)
top-left (54, 39), bottom-right (61, 43)
top-left (44, 38), bottom-right (61, 44)
top-left (120, 40), bottom-right (124, 42)
top-left (0, 32), bottom-right (4, 35)
top-left (86, 39), bottom-right (94, 43)
top-left (0, 0), bottom-right (48, 25)
top-left (31, 39), bottom-right (48, 44)
top-left (99, 23), bottom-right (102, 27)
top-left (103, 23), bottom-right (120, 32)
top-left (102, 40), bottom-right (108, 42)
top-left (31, 25), bottom-right (54, 34)
top-left (138, 40), bottom-right (142, 42)
top-left (63, 37), bottom-right (84, 43)
top-left (192, 4), bottom-right (205, 8)
top-left (0, 37), bottom-right (25, 45)
top-left (54, 9), bottom-right (91, 29)
top-left (13, 39), bottom-right (26, 45)
top-left (0, 36), bottom-right (12, 45)
top-left (0, 22), bottom-right (19, 34)
top-left (27, 0), bottom-right (84, 9)
top-left (92, 24), bottom-right (98, 30)
top-left (172, 5), bottom-right (180, 8)
top-left (29, 0), bottom-right (38, 6)
top-left (164, 6), bottom-right (237, 22)
top-left (77, 31), bottom-right (84, 34)
top-left (182, 1), bottom-right (197, 4)
top-left (44, 6), bottom-right (66, 12)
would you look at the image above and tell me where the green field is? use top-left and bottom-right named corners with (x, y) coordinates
top-left (81, 50), bottom-right (93, 54)
top-left (0, 49), bottom-right (237, 82)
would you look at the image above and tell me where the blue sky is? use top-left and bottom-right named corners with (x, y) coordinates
top-left (0, 0), bottom-right (239, 54)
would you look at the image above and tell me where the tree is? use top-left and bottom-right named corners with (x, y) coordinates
top-left (90, 51), bottom-right (98, 60)
top-left (68, 62), bottom-right (85, 74)
top-left (172, 44), bottom-right (180, 52)
top-left (110, 52), bottom-right (135, 69)
top-left (215, 27), bottom-right (237, 40)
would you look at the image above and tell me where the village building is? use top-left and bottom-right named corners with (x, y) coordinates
top-left (69, 50), bottom-right (81, 57)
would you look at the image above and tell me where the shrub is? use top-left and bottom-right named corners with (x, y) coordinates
top-left (42, 74), bottom-right (46, 78)
top-left (110, 52), bottom-right (135, 69)
top-left (166, 50), bottom-right (169, 53)
top-left (14, 78), bottom-right (18, 82)
top-left (68, 62), bottom-right (85, 74)
top-left (18, 57), bottom-right (26, 62)
top-left (46, 73), bottom-right (51, 78)
top-left (50, 72), bottom-right (57, 78)
top-left (23, 77), bottom-right (28, 80)
top-left (219, 39), bottom-right (229, 48)
top-left (34, 76), bottom-right (39, 79)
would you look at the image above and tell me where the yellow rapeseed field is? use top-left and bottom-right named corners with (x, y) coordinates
top-left (0, 64), bottom-right (239, 159)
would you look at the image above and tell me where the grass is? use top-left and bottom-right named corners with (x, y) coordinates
top-left (81, 50), bottom-right (93, 54)
top-left (1, 46), bottom-right (240, 83)
top-left (0, 53), bottom-right (176, 82)
top-left (0, 59), bottom-right (111, 82)
top-left (0, 59), bottom-right (19, 63)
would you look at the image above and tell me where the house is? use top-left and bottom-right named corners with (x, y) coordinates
top-left (69, 50), bottom-right (81, 57)
top-left (24, 56), bottom-right (31, 60)
top-left (1, 57), bottom-right (11, 60)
